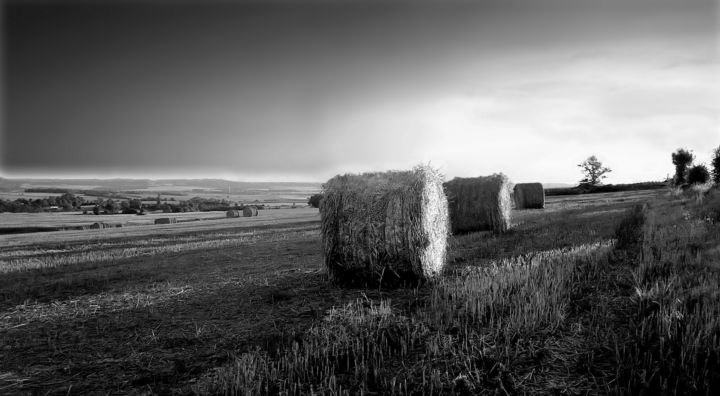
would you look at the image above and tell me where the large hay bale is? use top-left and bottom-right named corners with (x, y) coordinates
top-left (226, 209), bottom-right (241, 218)
top-left (320, 165), bottom-right (449, 285)
top-left (444, 174), bottom-right (512, 234)
top-left (513, 182), bottom-right (545, 209)
top-left (154, 217), bottom-right (177, 225)
top-left (89, 222), bottom-right (107, 229)
top-left (243, 206), bottom-right (258, 217)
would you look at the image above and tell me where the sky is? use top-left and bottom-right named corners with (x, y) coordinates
top-left (2, 0), bottom-right (718, 184)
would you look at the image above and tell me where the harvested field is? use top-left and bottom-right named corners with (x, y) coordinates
top-left (3, 188), bottom-right (718, 394)
top-left (0, 208), bottom-right (318, 248)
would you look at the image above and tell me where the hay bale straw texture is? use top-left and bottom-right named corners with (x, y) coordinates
top-left (513, 182), bottom-right (545, 209)
top-left (444, 174), bottom-right (512, 234)
top-left (226, 209), bottom-right (241, 218)
top-left (154, 218), bottom-right (177, 225)
top-left (320, 165), bottom-right (449, 285)
top-left (243, 206), bottom-right (258, 217)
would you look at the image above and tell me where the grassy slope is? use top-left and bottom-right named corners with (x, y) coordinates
top-left (614, 190), bottom-right (720, 394)
top-left (2, 189), bottom-right (717, 394)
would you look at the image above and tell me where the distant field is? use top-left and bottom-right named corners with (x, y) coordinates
top-left (2, 188), bottom-right (718, 394)
top-left (0, 210), bottom-right (226, 228)
top-left (0, 208), bottom-right (319, 248)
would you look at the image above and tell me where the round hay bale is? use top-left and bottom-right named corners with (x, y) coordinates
top-left (320, 165), bottom-right (449, 286)
top-left (226, 209), bottom-right (241, 218)
top-left (513, 182), bottom-right (545, 209)
top-left (89, 222), bottom-right (107, 229)
top-left (242, 206), bottom-right (258, 217)
top-left (444, 174), bottom-right (512, 234)
top-left (154, 217), bottom-right (176, 225)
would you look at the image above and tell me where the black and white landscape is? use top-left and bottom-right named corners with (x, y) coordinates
top-left (1, 0), bottom-right (718, 394)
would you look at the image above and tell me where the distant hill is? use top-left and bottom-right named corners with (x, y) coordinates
top-left (0, 177), bottom-right (323, 203)
top-left (0, 177), bottom-right (322, 193)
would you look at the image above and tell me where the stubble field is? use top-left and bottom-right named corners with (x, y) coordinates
top-left (1, 189), bottom-right (718, 395)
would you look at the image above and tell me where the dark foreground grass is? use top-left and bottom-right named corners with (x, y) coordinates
top-left (613, 189), bottom-right (720, 394)
top-left (186, 200), bottom-right (650, 395)
top-left (190, 189), bottom-right (719, 395)
top-left (192, 243), bottom-right (619, 395)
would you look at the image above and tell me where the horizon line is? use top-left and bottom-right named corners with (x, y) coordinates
top-left (0, 172), bottom-right (667, 187)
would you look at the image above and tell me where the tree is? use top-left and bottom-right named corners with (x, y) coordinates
top-left (308, 193), bottom-right (323, 208)
top-left (687, 164), bottom-right (710, 185)
top-left (671, 148), bottom-right (694, 186)
top-left (712, 145), bottom-right (720, 184)
top-left (104, 199), bottom-right (120, 214)
top-left (577, 155), bottom-right (612, 186)
top-left (129, 199), bottom-right (143, 210)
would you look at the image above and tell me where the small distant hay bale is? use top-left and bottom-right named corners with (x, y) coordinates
top-left (243, 206), bottom-right (258, 217)
top-left (320, 165), bottom-right (449, 286)
top-left (154, 217), bottom-right (177, 225)
top-left (444, 174), bottom-right (512, 234)
top-left (226, 209), bottom-right (241, 218)
top-left (513, 182), bottom-right (545, 209)
top-left (89, 222), bottom-right (107, 229)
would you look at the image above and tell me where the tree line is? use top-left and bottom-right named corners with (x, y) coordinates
top-left (573, 145), bottom-right (720, 193)
top-left (0, 193), bottom-right (85, 213)
top-left (671, 146), bottom-right (720, 186)
top-left (0, 194), bottom-right (261, 214)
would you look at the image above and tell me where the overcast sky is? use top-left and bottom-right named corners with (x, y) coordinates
top-left (2, 0), bottom-right (718, 183)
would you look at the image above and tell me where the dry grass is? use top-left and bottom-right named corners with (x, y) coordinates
top-left (611, 189), bottom-right (720, 394)
top-left (194, 239), bottom-right (617, 395)
top-left (188, 191), bottom-right (664, 395)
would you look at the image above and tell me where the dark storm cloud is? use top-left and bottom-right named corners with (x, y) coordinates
top-left (2, 0), bottom-right (717, 182)
top-left (3, 1), bottom-right (490, 175)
